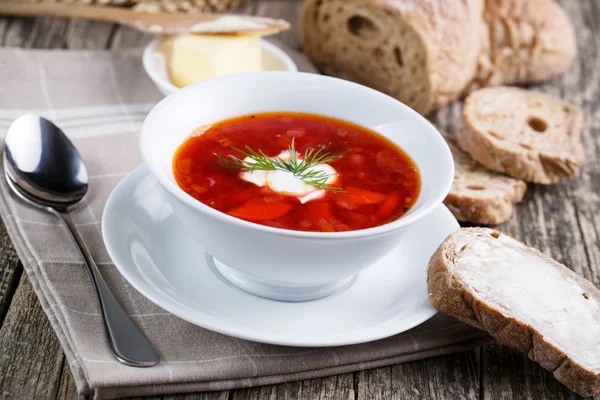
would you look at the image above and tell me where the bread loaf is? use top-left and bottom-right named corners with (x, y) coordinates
top-left (428, 228), bottom-right (600, 397)
top-left (457, 86), bottom-right (584, 184)
top-left (468, 0), bottom-right (577, 91)
top-left (300, 0), bottom-right (483, 115)
top-left (443, 134), bottom-right (526, 225)
top-left (300, 0), bottom-right (576, 115)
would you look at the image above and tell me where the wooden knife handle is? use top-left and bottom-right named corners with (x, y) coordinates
top-left (0, 3), bottom-right (137, 24)
top-left (0, 3), bottom-right (290, 35)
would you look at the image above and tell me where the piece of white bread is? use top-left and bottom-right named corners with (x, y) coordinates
top-left (468, 0), bottom-right (577, 92)
top-left (443, 134), bottom-right (526, 225)
top-left (300, 0), bottom-right (483, 115)
top-left (300, 0), bottom-right (576, 115)
top-left (457, 86), bottom-right (584, 184)
top-left (427, 228), bottom-right (600, 397)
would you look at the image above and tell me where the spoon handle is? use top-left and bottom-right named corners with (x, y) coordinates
top-left (57, 211), bottom-right (160, 367)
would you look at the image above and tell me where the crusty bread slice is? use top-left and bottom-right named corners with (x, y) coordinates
top-left (457, 87), bottom-right (584, 184)
top-left (468, 0), bottom-right (576, 92)
top-left (427, 228), bottom-right (600, 397)
top-left (443, 134), bottom-right (526, 225)
top-left (300, 0), bottom-right (483, 115)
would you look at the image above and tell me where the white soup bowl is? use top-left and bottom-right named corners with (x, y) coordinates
top-left (139, 72), bottom-right (454, 301)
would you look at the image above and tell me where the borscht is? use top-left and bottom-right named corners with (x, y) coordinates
top-left (173, 112), bottom-right (420, 232)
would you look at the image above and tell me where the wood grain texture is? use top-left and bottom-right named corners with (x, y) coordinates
top-left (56, 360), bottom-right (79, 400)
top-left (0, 221), bottom-right (22, 331)
top-left (65, 18), bottom-right (115, 49)
top-left (109, 24), bottom-right (151, 49)
top-left (0, 51), bottom-right (22, 325)
top-left (128, 391), bottom-right (229, 400)
top-left (0, 275), bottom-right (65, 400)
top-left (0, 12), bottom-right (24, 335)
top-left (475, 0), bottom-right (600, 398)
top-left (231, 374), bottom-right (354, 400)
top-left (355, 352), bottom-right (480, 400)
top-left (253, 0), bottom-right (303, 50)
top-left (0, 0), bottom-right (599, 399)
top-left (0, 14), bottom-right (129, 400)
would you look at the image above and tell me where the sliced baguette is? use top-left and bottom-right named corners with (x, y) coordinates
top-left (457, 87), bottom-right (584, 184)
top-left (468, 0), bottom-right (576, 92)
top-left (427, 228), bottom-right (600, 397)
top-left (443, 134), bottom-right (526, 225)
top-left (300, 0), bottom-right (483, 115)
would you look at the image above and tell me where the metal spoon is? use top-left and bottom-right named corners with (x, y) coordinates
top-left (3, 114), bottom-right (159, 367)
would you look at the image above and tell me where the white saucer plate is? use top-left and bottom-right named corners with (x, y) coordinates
top-left (102, 166), bottom-right (459, 347)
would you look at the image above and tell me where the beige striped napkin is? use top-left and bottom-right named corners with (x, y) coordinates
top-left (0, 44), bottom-right (490, 399)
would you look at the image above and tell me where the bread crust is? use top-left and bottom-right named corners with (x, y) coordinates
top-left (300, 0), bottom-right (482, 115)
top-left (301, 0), bottom-right (576, 115)
top-left (457, 87), bottom-right (584, 184)
top-left (444, 191), bottom-right (524, 225)
top-left (468, 0), bottom-right (577, 92)
top-left (442, 134), bottom-right (526, 224)
top-left (427, 228), bottom-right (600, 397)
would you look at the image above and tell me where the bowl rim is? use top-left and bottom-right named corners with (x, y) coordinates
top-left (140, 71), bottom-right (455, 240)
top-left (142, 37), bottom-right (299, 94)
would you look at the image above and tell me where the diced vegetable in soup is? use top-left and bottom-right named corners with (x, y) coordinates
top-left (173, 112), bottom-right (420, 232)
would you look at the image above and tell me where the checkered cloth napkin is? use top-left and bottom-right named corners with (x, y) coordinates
top-left (0, 42), bottom-right (489, 399)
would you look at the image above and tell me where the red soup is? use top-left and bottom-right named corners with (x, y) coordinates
top-left (173, 112), bottom-right (420, 232)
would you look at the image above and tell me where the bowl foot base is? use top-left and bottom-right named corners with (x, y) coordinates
top-left (211, 257), bottom-right (358, 302)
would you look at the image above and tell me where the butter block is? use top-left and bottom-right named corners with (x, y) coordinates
top-left (170, 34), bottom-right (262, 88)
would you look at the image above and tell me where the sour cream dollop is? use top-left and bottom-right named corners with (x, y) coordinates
top-left (239, 151), bottom-right (338, 204)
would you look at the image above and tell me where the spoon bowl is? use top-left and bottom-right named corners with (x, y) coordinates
top-left (4, 114), bottom-right (88, 209)
top-left (3, 114), bottom-right (159, 367)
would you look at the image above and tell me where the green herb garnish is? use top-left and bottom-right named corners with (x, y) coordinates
top-left (215, 139), bottom-right (343, 192)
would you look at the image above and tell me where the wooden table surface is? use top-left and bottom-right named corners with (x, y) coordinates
top-left (0, 0), bottom-right (598, 399)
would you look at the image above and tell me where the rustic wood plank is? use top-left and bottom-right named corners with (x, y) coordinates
top-left (3, 16), bottom-right (115, 50)
top-left (123, 391), bottom-right (229, 400)
top-left (253, 0), bottom-right (304, 50)
top-left (430, 101), bottom-right (463, 135)
top-left (1, 1), bottom-right (599, 399)
top-left (561, 0), bottom-right (600, 286)
top-left (0, 15), bottom-right (27, 338)
top-left (232, 374), bottom-right (354, 400)
top-left (161, 392), bottom-right (229, 400)
top-left (0, 275), bottom-right (65, 400)
top-left (0, 4), bottom-right (479, 400)
top-left (165, 392), bottom-right (229, 400)
top-left (482, 343), bottom-right (582, 400)
top-left (0, 16), bottom-right (9, 44)
top-left (0, 14), bottom-right (117, 400)
top-left (358, 40), bottom-right (482, 400)
top-left (480, 0), bottom-right (600, 398)
top-left (355, 351), bottom-right (480, 400)
top-left (109, 25), bottom-right (152, 50)
top-left (0, 221), bottom-right (22, 329)
top-left (0, 7), bottom-right (22, 328)
top-left (356, 368), bottom-right (393, 400)
top-left (3, 17), bottom-right (35, 48)
top-left (56, 359), bottom-right (79, 400)
top-left (64, 18), bottom-right (115, 49)
top-left (25, 17), bottom-right (71, 48)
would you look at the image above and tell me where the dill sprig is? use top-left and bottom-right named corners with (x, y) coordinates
top-left (214, 139), bottom-right (343, 192)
